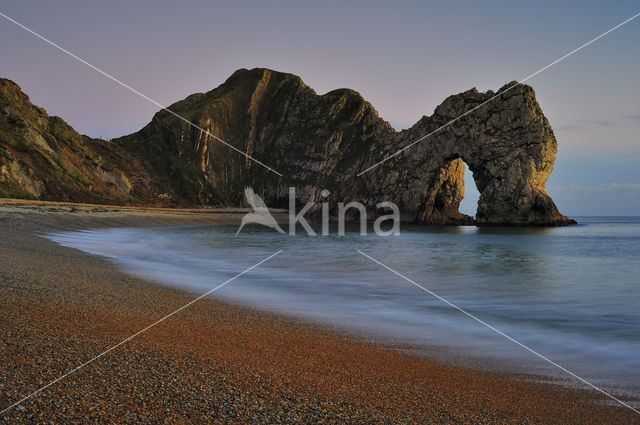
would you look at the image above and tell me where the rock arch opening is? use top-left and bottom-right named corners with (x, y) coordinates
top-left (458, 160), bottom-right (480, 220)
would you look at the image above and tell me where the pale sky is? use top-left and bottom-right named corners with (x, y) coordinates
top-left (1, 1), bottom-right (638, 215)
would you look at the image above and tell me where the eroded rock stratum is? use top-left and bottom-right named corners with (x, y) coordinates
top-left (1, 68), bottom-right (574, 225)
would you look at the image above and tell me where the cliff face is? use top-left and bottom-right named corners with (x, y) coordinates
top-left (0, 78), bottom-right (175, 205)
top-left (116, 68), bottom-right (572, 225)
top-left (1, 69), bottom-right (574, 225)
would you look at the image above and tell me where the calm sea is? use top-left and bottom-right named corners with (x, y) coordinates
top-left (47, 217), bottom-right (640, 396)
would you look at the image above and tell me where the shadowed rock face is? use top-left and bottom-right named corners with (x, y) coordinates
top-left (1, 68), bottom-right (574, 225)
top-left (118, 68), bottom-right (573, 225)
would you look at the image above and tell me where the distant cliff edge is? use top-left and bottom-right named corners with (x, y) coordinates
top-left (0, 68), bottom-right (575, 225)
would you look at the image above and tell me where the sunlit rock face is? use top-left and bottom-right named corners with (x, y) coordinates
top-left (0, 78), bottom-right (171, 205)
top-left (1, 69), bottom-right (573, 225)
top-left (373, 80), bottom-right (575, 226)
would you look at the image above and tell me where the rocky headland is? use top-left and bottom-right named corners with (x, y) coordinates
top-left (0, 68), bottom-right (575, 225)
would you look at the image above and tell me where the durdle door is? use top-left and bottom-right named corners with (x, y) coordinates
top-left (0, 69), bottom-right (574, 226)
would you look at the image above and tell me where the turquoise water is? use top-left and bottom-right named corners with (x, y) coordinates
top-left (47, 217), bottom-right (640, 396)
